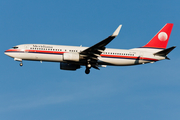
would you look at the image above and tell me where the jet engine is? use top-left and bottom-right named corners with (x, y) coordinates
top-left (60, 62), bottom-right (80, 71)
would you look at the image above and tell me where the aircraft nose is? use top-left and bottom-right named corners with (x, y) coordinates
top-left (4, 50), bottom-right (11, 57)
top-left (4, 50), bottom-right (8, 55)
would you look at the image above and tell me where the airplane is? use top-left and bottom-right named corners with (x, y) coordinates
top-left (4, 23), bottom-right (175, 74)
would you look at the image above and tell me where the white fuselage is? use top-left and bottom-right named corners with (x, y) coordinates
top-left (5, 44), bottom-right (165, 66)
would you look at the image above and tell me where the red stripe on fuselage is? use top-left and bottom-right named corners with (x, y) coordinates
top-left (5, 49), bottom-right (22, 52)
top-left (27, 49), bottom-right (65, 54)
top-left (6, 49), bottom-right (159, 62)
top-left (100, 54), bottom-right (158, 61)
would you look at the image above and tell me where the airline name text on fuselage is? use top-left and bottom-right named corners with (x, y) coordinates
top-left (33, 45), bottom-right (53, 48)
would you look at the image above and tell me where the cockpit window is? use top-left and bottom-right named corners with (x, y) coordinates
top-left (12, 46), bottom-right (18, 49)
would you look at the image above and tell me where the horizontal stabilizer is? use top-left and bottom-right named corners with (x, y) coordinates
top-left (154, 46), bottom-right (176, 56)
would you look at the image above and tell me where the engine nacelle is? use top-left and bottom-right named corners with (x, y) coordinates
top-left (60, 62), bottom-right (80, 71)
top-left (63, 53), bottom-right (80, 62)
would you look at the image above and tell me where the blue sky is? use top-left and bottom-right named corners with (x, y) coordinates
top-left (1, 0), bottom-right (180, 120)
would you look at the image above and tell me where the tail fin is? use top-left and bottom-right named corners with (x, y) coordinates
top-left (143, 23), bottom-right (173, 49)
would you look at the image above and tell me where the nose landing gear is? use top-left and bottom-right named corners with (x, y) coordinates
top-left (20, 62), bottom-right (23, 66)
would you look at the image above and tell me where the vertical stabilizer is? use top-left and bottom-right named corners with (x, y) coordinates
top-left (143, 23), bottom-right (173, 49)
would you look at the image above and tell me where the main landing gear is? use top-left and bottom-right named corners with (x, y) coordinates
top-left (85, 68), bottom-right (90, 74)
top-left (85, 63), bottom-right (91, 74)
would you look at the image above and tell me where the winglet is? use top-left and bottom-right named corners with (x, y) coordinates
top-left (112, 25), bottom-right (122, 37)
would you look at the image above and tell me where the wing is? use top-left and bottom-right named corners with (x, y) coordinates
top-left (80, 25), bottom-right (122, 61)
